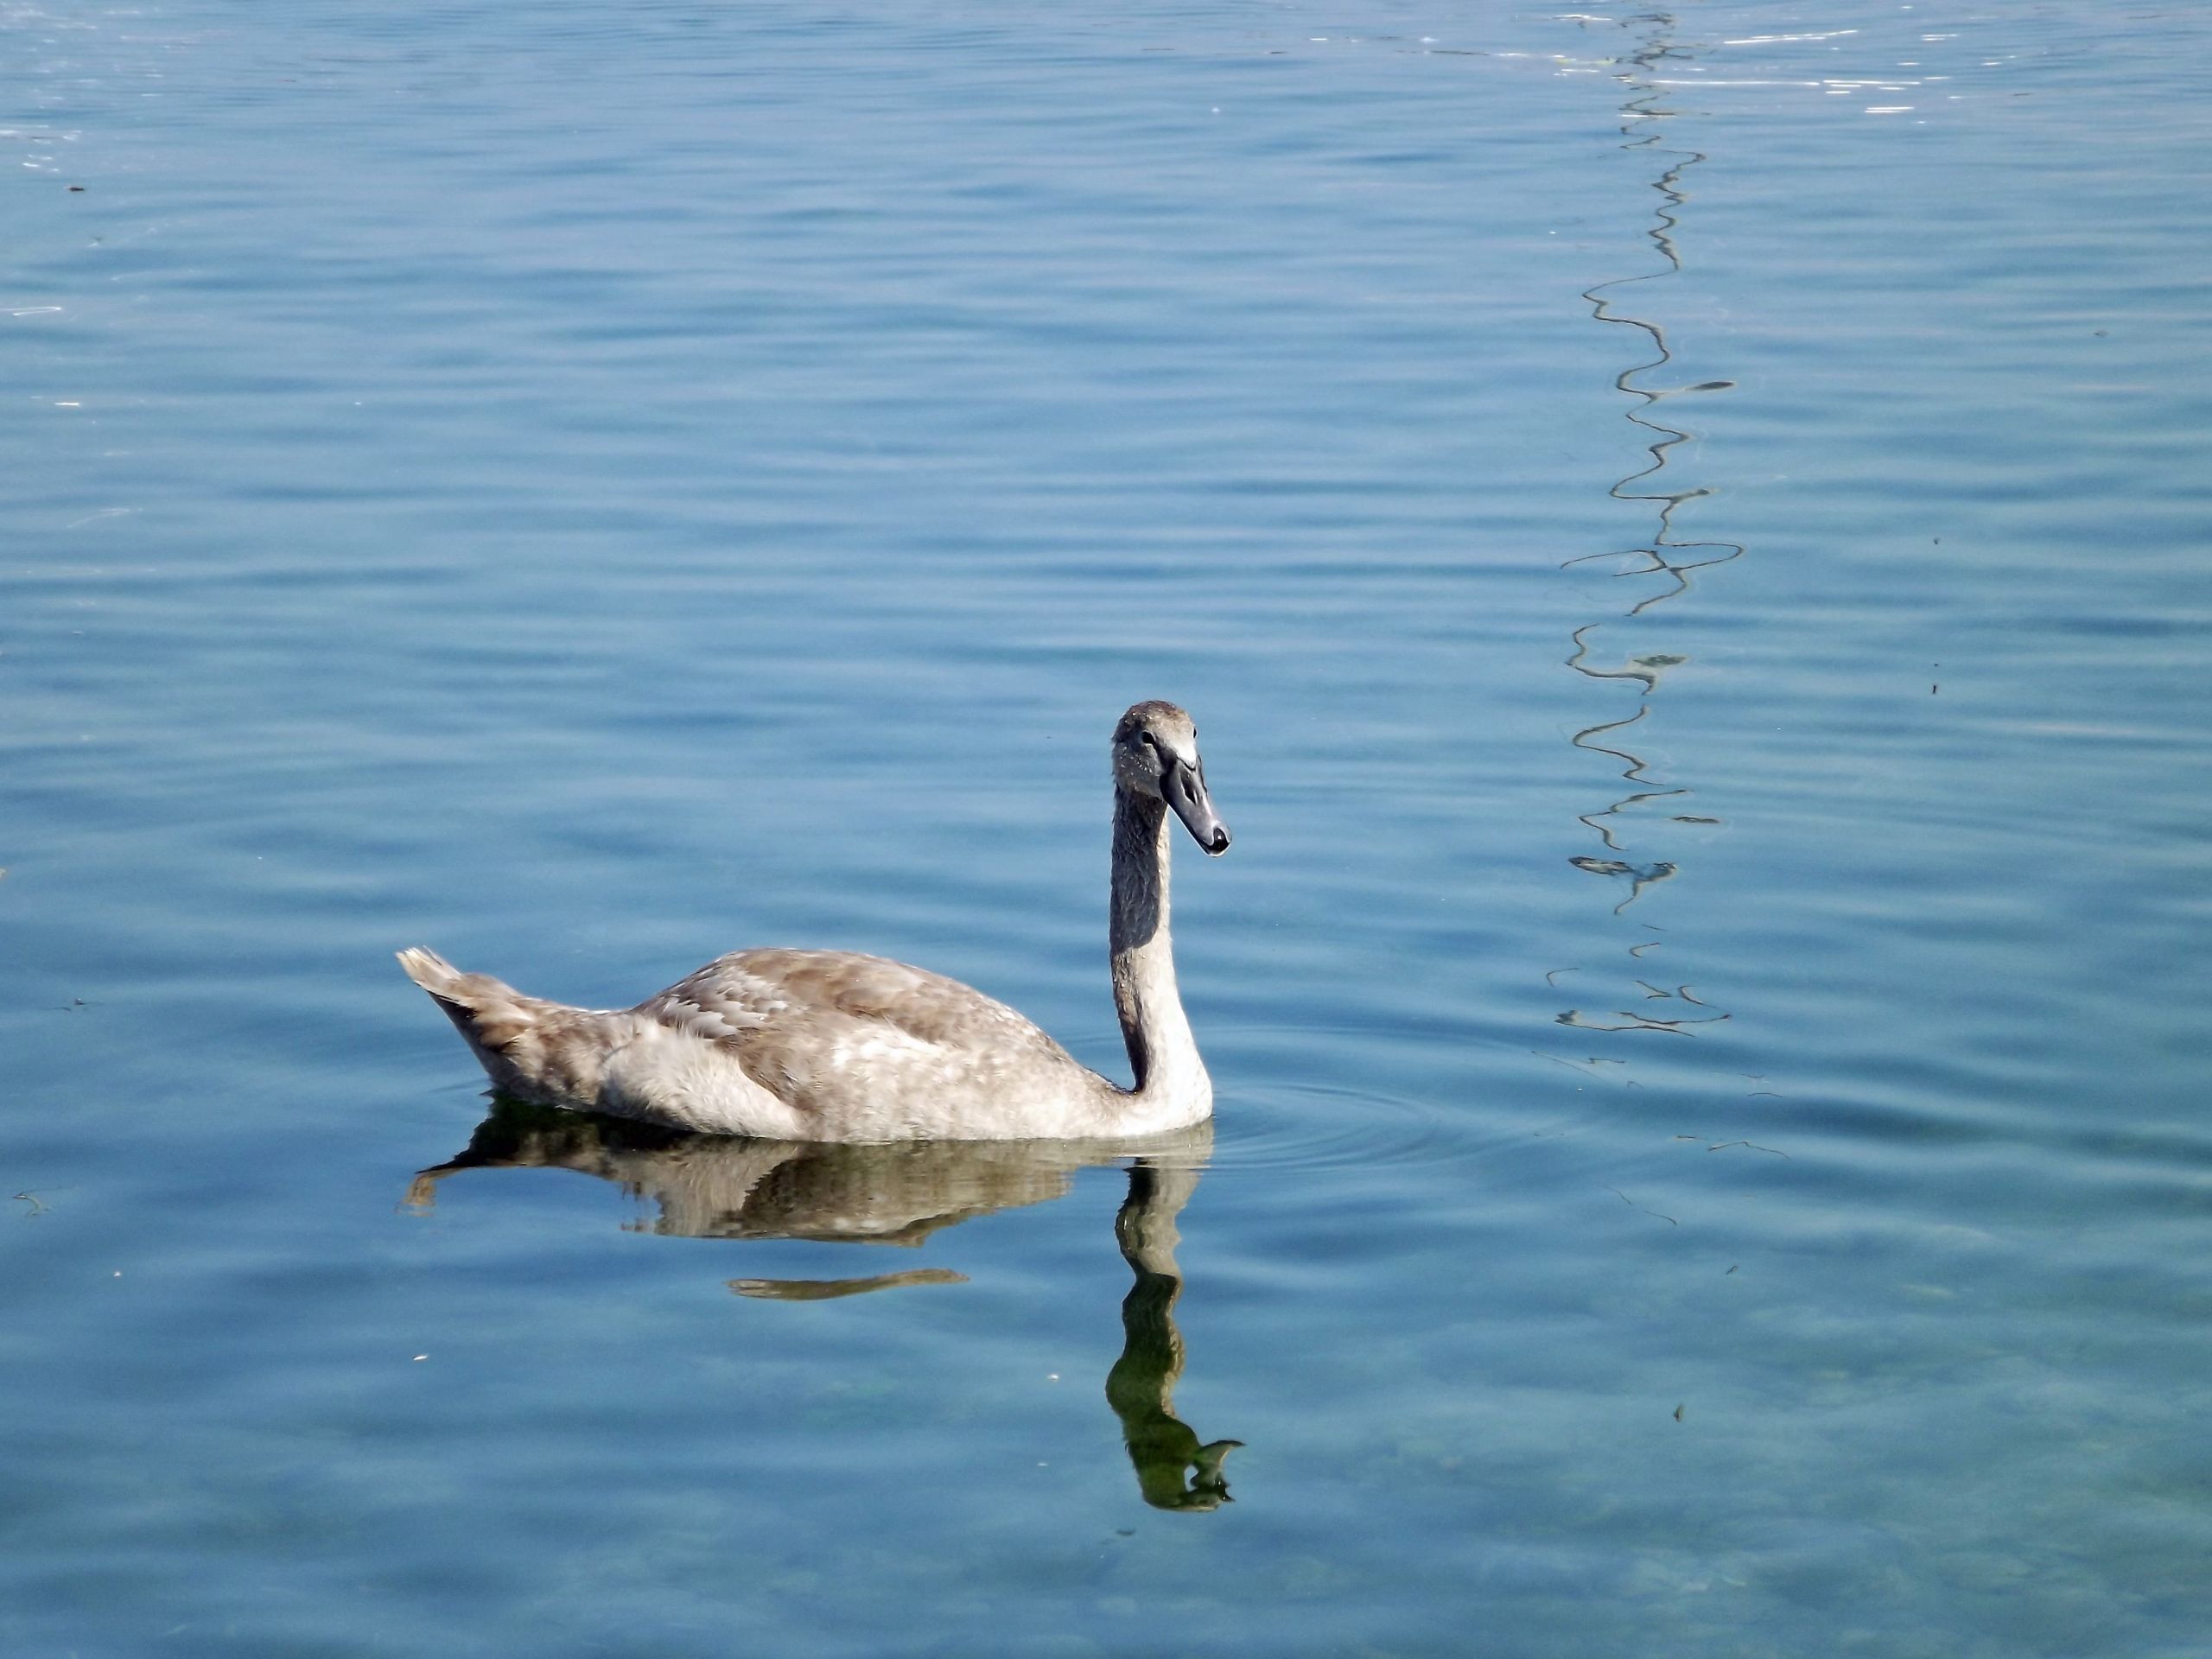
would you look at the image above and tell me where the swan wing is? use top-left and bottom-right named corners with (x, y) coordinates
top-left (634, 949), bottom-right (1093, 1138)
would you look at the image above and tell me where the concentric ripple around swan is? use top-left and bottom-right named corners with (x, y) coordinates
top-left (1203, 1080), bottom-right (1478, 1173)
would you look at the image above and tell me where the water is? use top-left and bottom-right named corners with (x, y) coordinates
top-left (6, 2), bottom-right (2209, 1653)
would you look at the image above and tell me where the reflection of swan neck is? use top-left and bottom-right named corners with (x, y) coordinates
top-left (1106, 1163), bottom-right (1239, 1511)
top-left (1110, 789), bottom-right (1206, 1116)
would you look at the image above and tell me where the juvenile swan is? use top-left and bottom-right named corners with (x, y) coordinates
top-left (398, 701), bottom-right (1230, 1141)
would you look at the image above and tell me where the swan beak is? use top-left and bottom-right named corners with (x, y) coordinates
top-left (1165, 759), bottom-right (1231, 855)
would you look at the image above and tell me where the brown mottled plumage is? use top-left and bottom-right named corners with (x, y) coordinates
top-left (398, 702), bottom-right (1230, 1141)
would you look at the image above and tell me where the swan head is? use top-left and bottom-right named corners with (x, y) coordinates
top-left (1114, 701), bottom-right (1231, 855)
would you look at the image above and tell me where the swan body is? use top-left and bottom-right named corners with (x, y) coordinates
top-left (399, 701), bottom-right (1230, 1142)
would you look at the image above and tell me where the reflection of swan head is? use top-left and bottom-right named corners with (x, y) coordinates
top-left (1181, 1439), bottom-right (1244, 1512)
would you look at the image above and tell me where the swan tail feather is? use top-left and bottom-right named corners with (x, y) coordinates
top-left (397, 947), bottom-right (614, 1107)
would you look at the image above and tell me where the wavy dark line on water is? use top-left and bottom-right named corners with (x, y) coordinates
top-left (1571, 703), bottom-right (1663, 785)
top-left (1574, 65), bottom-right (1745, 616)
top-left (1565, 623), bottom-right (1688, 695)
top-left (1551, 11), bottom-right (1743, 1014)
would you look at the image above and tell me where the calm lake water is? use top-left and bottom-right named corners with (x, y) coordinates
top-left (6, 2), bottom-right (2210, 1654)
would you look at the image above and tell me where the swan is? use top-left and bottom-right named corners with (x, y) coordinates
top-left (398, 700), bottom-right (1230, 1141)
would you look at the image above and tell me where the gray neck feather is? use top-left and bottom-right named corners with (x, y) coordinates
top-left (1109, 788), bottom-right (1202, 1100)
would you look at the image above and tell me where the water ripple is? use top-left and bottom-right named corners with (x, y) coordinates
top-left (1210, 1079), bottom-right (1480, 1173)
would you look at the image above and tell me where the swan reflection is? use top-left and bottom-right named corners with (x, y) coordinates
top-left (408, 1101), bottom-right (1242, 1510)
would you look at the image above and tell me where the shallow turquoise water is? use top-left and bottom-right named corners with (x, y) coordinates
top-left (6, 3), bottom-right (2210, 1654)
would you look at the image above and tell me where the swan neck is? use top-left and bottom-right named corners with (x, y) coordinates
top-left (1110, 788), bottom-right (1205, 1108)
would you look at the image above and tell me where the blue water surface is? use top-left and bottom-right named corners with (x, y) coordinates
top-left (5, 3), bottom-right (2210, 1655)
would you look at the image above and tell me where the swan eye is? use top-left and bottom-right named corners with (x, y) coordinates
top-left (1140, 732), bottom-right (1157, 750)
